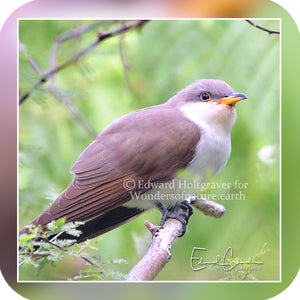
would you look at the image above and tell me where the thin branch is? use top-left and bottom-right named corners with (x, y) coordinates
top-left (19, 20), bottom-right (149, 105)
top-left (48, 21), bottom-right (110, 82)
top-left (19, 41), bottom-right (43, 74)
top-left (54, 21), bottom-right (114, 44)
top-left (48, 22), bottom-right (116, 93)
top-left (48, 86), bottom-right (98, 138)
top-left (118, 22), bottom-right (131, 87)
top-left (127, 195), bottom-right (226, 281)
top-left (245, 19), bottom-right (280, 35)
top-left (47, 22), bottom-right (100, 139)
top-left (19, 41), bottom-right (98, 138)
top-left (19, 230), bottom-right (98, 268)
top-left (97, 20), bottom-right (149, 42)
top-left (46, 239), bottom-right (97, 267)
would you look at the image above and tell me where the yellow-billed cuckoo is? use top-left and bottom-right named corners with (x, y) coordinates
top-left (20, 79), bottom-right (246, 242)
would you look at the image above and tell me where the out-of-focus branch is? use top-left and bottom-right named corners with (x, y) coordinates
top-left (118, 22), bottom-right (131, 87)
top-left (19, 20), bottom-right (149, 105)
top-left (97, 20), bottom-right (149, 42)
top-left (48, 21), bottom-right (108, 81)
top-left (47, 22), bottom-right (107, 138)
top-left (19, 41), bottom-right (42, 74)
top-left (191, 196), bottom-right (226, 218)
top-left (46, 239), bottom-right (96, 267)
top-left (48, 86), bottom-right (98, 138)
top-left (127, 195), bottom-right (226, 281)
top-left (245, 19), bottom-right (280, 35)
top-left (19, 20), bottom-right (149, 137)
top-left (19, 41), bottom-right (98, 138)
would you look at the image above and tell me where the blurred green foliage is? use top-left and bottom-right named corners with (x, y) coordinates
top-left (19, 218), bottom-right (127, 281)
top-left (19, 19), bottom-right (280, 281)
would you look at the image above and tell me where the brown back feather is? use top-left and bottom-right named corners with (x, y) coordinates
top-left (22, 104), bottom-right (200, 236)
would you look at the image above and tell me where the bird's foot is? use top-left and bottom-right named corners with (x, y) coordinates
top-left (155, 200), bottom-right (193, 237)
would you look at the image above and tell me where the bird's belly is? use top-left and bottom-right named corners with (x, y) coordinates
top-left (189, 132), bottom-right (231, 180)
top-left (125, 133), bottom-right (231, 210)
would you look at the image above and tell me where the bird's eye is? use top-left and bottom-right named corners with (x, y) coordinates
top-left (199, 92), bottom-right (212, 102)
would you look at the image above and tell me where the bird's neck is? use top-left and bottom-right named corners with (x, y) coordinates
top-left (178, 102), bottom-right (236, 135)
top-left (178, 102), bottom-right (236, 179)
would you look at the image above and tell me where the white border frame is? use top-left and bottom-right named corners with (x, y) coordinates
top-left (17, 17), bottom-right (282, 283)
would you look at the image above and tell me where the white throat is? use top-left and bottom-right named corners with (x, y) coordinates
top-left (179, 102), bottom-right (237, 180)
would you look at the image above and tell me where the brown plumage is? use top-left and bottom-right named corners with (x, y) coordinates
top-left (20, 105), bottom-right (200, 242)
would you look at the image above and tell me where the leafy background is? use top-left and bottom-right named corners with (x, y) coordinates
top-left (19, 19), bottom-right (280, 281)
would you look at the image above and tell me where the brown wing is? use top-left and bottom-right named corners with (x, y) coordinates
top-left (25, 104), bottom-right (200, 234)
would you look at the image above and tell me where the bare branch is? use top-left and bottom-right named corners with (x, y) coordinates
top-left (127, 195), bottom-right (226, 281)
top-left (54, 21), bottom-right (114, 44)
top-left (19, 21), bottom-right (149, 137)
top-left (48, 21), bottom-right (111, 82)
top-left (97, 20), bottom-right (149, 42)
top-left (245, 19), bottom-right (280, 35)
top-left (190, 196), bottom-right (226, 218)
top-left (118, 22), bottom-right (131, 87)
top-left (19, 41), bottom-right (98, 138)
top-left (46, 239), bottom-right (97, 267)
top-left (47, 22), bottom-right (101, 139)
top-left (19, 41), bottom-right (42, 74)
top-left (48, 86), bottom-right (98, 138)
top-left (19, 20), bottom-right (149, 105)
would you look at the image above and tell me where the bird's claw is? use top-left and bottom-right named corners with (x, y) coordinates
top-left (155, 200), bottom-right (194, 237)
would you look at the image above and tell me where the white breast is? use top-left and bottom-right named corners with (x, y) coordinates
top-left (190, 125), bottom-right (231, 180)
top-left (179, 101), bottom-right (236, 181)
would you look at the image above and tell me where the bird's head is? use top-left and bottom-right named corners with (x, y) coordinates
top-left (167, 79), bottom-right (247, 132)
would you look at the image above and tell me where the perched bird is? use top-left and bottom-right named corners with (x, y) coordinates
top-left (20, 79), bottom-right (246, 242)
